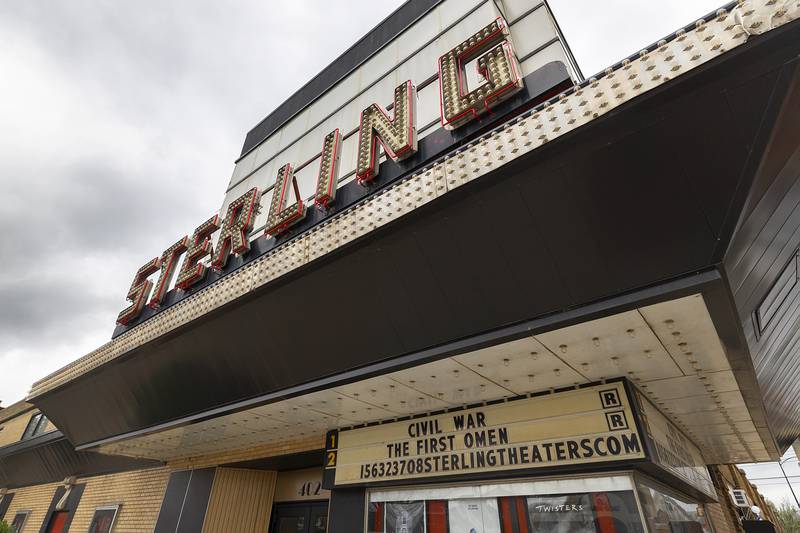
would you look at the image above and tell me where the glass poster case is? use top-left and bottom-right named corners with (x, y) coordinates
top-left (366, 474), bottom-right (711, 533)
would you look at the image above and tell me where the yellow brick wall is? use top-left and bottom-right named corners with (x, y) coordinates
top-left (0, 413), bottom-right (35, 447)
top-left (3, 480), bottom-right (60, 533)
top-left (169, 435), bottom-right (323, 470)
top-left (711, 465), bottom-right (784, 533)
top-left (42, 419), bottom-right (56, 434)
top-left (202, 468), bottom-right (277, 533)
top-left (70, 467), bottom-right (170, 533)
top-left (0, 402), bottom-right (35, 425)
top-left (1, 435), bottom-right (321, 531)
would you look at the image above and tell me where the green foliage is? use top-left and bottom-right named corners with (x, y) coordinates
top-left (777, 501), bottom-right (800, 533)
top-left (0, 519), bottom-right (11, 533)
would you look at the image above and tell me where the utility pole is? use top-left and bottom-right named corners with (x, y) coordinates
top-left (778, 456), bottom-right (800, 509)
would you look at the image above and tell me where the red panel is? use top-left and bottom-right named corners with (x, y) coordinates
top-left (427, 500), bottom-right (449, 533)
top-left (373, 502), bottom-right (384, 533)
top-left (515, 497), bottom-right (530, 533)
top-left (499, 497), bottom-right (514, 533)
top-left (47, 511), bottom-right (70, 533)
top-left (592, 493), bottom-right (617, 533)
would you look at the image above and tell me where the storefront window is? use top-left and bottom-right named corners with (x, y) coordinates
top-left (368, 476), bottom-right (644, 533)
top-left (635, 479), bottom-right (712, 533)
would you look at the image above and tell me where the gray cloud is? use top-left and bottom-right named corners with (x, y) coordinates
top-left (0, 0), bottom-right (406, 403)
top-left (0, 0), bottom-right (729, 406)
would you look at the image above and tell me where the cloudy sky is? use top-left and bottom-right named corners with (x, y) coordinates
top-left (4, 0), bottom-right (793, 507)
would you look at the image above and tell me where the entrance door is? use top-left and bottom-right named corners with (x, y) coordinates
top-left (45, 511), bottom-right (70, 533)
top-left (271, 502), bottom-right (328, 533)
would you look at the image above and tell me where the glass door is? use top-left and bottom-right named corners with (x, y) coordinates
top-left (272, 502), bottom-right (329, 533)
top-left (309, 503), bottom-right (329, 533)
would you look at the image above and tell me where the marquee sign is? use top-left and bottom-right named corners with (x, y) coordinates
top-left (322, 382), bottom-right (645, 487)
top-left (636, 391), bottom-right (716, 499)
top-left (115, 17), bottom-right (524, 327)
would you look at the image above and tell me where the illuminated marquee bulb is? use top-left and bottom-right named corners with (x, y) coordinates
top-left (212, 187), bottom-right (261, 271)
top-left (355, 80), bottom-right (418, 185)
top-left (438, 17), bottom-right (523, 130)
top-left (117, 257), bottom-right (161, 325)
top-left (265, 163), bottom-right (307, 238)
top-left (175, 215), bottom-right (220, 290)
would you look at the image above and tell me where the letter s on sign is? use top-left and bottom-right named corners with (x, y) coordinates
top-left (117, 257), bottom-right (161, 325)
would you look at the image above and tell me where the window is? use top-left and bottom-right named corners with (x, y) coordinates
top-left (636, 478), bottom-right (712, 533)
top-left (21, 413), bottom-right (49, 440)
top-left (10, 510), bottom-right (30, 532)
top-left (755, 251), bottom-right (799, 335)
top-left (368, 476), bottom-right (645, 533)
top-left (88, 505), bottom-right (120, 533)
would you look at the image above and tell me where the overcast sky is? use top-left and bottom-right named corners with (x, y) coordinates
top-left (5, 0), bottom-right (792, 507)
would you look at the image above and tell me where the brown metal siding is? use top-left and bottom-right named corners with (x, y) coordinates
top-left (724, 60), bottom-right (800, 451)
top-left (201, 468), bottom-right (277, 533)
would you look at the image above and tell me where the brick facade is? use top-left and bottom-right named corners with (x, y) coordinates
top-left (707, 465), bottom-right (784, 533)
top-left (69, 467), bottom-right (170, 533)
top-left (2, 480), bottom-right (61, 531)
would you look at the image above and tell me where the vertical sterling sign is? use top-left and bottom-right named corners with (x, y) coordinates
top-left (356, 80), bottom-right (418, 185)
top-left (439, 18), bottom-right (523, 130)
top-left (116, 14), bottom-right (526, 326)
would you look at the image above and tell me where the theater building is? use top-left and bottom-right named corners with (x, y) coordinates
top-left (3, 0), bottom-right (800, 531)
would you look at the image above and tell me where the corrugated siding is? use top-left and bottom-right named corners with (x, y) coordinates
top-left (202, 468), bottom-right (277, 533)
top-left (3, 480), bottom-right (60, 532)
top-left (70, 467), bottom-right (170, 532)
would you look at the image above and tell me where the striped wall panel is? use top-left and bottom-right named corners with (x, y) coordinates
top-left (202, 468), bottom-right (277, 533)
